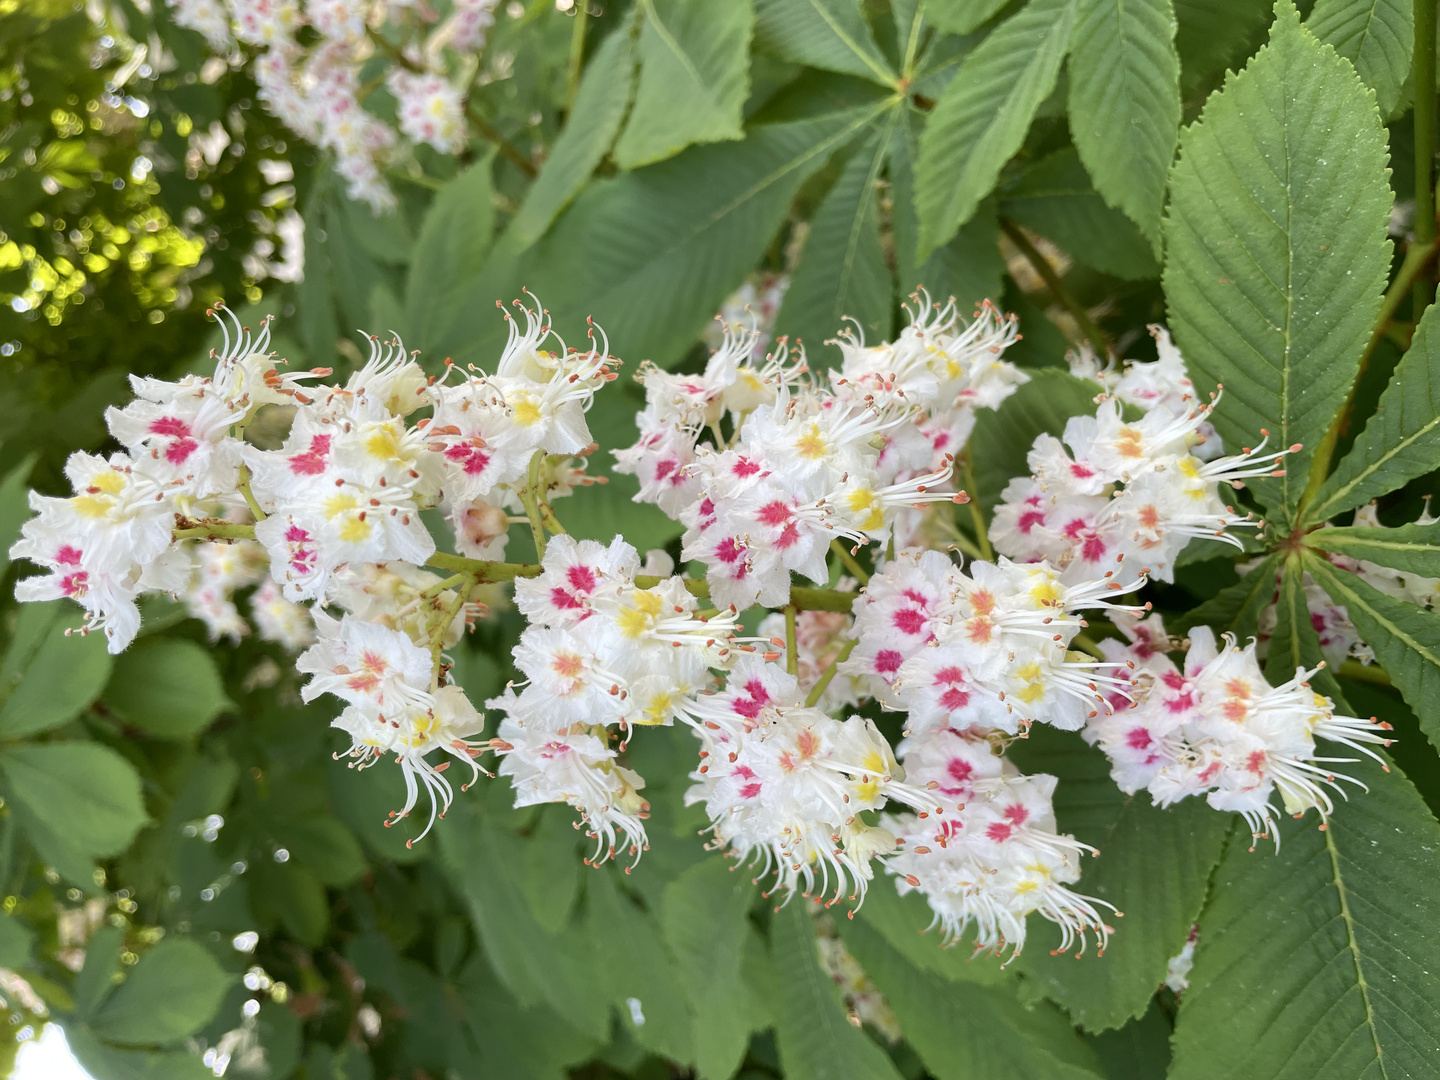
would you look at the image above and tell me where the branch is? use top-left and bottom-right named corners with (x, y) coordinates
top-left (464, 103), bottom-right (538, 178)
top-left (1299, 235), bottom-right (1440, 518)
top-left (999, 218), bottom-right (1109, 357)
top-left (169, 520), bottom-right (863, 613)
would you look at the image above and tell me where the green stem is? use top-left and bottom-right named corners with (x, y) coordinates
top-left (173, 518), bottom-right (257, 542)
top-left (236, 464), bottom-right (266, 522)
top-left (805, 638), bottom-right (857, 709)
top-left (1338, 659), bottom-right (1393, 688)
top-left (519, 451), bottom-right (550, 560)
top-left (1415, 0), bottom-right (1438, 313)
top-left (565, 0), bottom-right (589, 112)
top-left (430, 574), bottom-right (477, 687)
top-left (1299, 236), bottom-right (1440, 520)
top-left (420, 572), bottom-right (468, 599)
top-left (958, 447), bottom-right (992, 561)
top-left (830, 539), bottom-right (871, 585)
top-left (784, 606), bottom-right (798, 677)
top-left (463, 103), bottom-right (537, 178)
top-left (1070, 632), bottom-right (1106, 660)
top-left (999, 218), bottom-right (1109, 357)
top-left (171, 521), bottom-right (864, 613)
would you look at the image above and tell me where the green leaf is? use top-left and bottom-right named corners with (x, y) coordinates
top-left (891, 112), bottom-right (1004, 312)
top-left (405, 160), bottom-right (496, 353)
top-left (65, 1026), bottom-right (213, 1080)
top-left (1309, 302), bottom-right (1440, 523)
top-left (614, 0), bottom-right (753, 169)
top-left (437, 813), bottom-right (609, 1040)
top-left (752, 0), bottom-right (897, 84)
top-left (1264, 555), bottom-right (1348, 706)
top-left (0, 453), bottom-right (37, 578)
top-left (507, 26), bottom-right (637, 250)
top-left (1169, 758), bottom-right (1440, 1080)
top-left (1307, 0), bottom-right (1413, 116)
top-left (1306, 554), bottom-right (1440, 753)
top-left (491, 106), bottom-right (890, 371)
top-left (914, 0), bottom-right (1075, 259)
top-left (768, 903), bottom-right (905, 1080)
top-left (1019, 794), bottom-right (1231, 1030)
top-left (74, 924), bottom-right (126, 1019)
top-left (519, 804), bottom-right (582, 933)
top-left (90, 940), bottom-right (231, 1046)
top-left (661, 859), bottom-right (757, 1080)
top-left (853, 883), bottom-right (1009, 984)
top-left (1170, 551), bottom-right (1281, 640)
top-left (998, 149), bottom-right (1161, 280)
top-left (1309, 521), bottom-right (1440, 578)
top-left (274, 816), bottom-right (366, 888)
top-left (0, 742), bottom-right (147, 862)
top-left (0, 606), bottom-right (111, 739)
top-left (586, 871), bottom-right (694, 1064)
top-left (1066, 0), bottom-right (1180, 244)
top-left (924, 0), bottom-right (1011, 34)
top-left (102, 639), bottom-right (230, 739)
top-left (1174, 0), bottom-right (1274, 97)
top-left (774, 117), bottom-right (897, 367)
top-left (0, 912), bottom-right (33, 969)
top-left (837, 915), bottom-right (1106, 1079)
top-left (1162, 0), bottom-right (1394, 520)
top-left (969, 369), bottom-right (1100, 514)
top-left (297, 179), bottom-right (339, 362)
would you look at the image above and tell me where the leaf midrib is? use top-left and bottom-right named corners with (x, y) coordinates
top-left (1323, 823), bottom-right (1391, 1079)
top-left (597, 103), bottom-right (889, 293)
top-left (830, 112), bottom-right (898, 333)
top-left (1314, 413), bottom-right (1440, 521)
top-left (642, 0), bottom-right (729, 122)
top-left (1308, 555), bottom-right (1440, 671)
top-left (804, 0), bottom-right (896, 86)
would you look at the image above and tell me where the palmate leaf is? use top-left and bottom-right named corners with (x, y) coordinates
top-left (1019, 792), bottom-right (1232, 1030)
top-left (1170, 551), bottom-right (1281, 639)
top-left (1162, 0), bottom-right (1393, 522)
top-left (1306, 552), bottom-right (1440, 753)
top-left (1264, 555), bottom-right (1349, 706)
top-left (837, 914), bottom-right (1106, 1079)
top-left (1168, 757), bottom-right (1440, 1080)
top-left (773, 113), bottom-right (897, 368)
top-left (507, 25), bottom-right (637, 251)
top-left (752, 0), bottom-right (896, 84)
top-left (890, 110), bottom-right (1005, 314)
top-left (998, 149), bottom-right (1161, 281)
top-left (1009, 729), bottom-right (1231, 1031)
top-left (1309, 521), bottom-right (1440, 578)
top-left (924, 0), bottom-right (1011, 34)
top-left (613, 0), bottom-right (753, 170)
top-left (768, 903), bottom-right (905, 1080)
top-left (1308, 302), bottom-right (1440, 524)
top-left (914, 0), bottom-right (1075, 260)
top-left (406, 160), bottom-right (496, 351)
top-left (434, 104), bottom-right (890, 371)
top-left (1066, 0), bottom-right (1180, 245)
top-left (1307, 0), bottom-right (1413, 117)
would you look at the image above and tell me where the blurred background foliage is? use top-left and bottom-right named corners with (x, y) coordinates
top-left (1, 0), bottom-right (1439, 1078)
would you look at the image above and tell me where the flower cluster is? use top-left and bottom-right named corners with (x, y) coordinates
top-left (10, 293), bottom-right (616, 837)
top-left (12, 283), bottom-right (1403, 964)
top-left (992, 326), bottom-right (1295, 584)
top-left (167, 0), bottom-right (500, 210)
top-left (616, 294), bottom-right (1026, 609)
top-left (1086, 614), bottom-right (1392, 844)
top-left (835, 550), bottom-right (1130, 956)
top-left (487, 534), bottom-right (745, 865)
